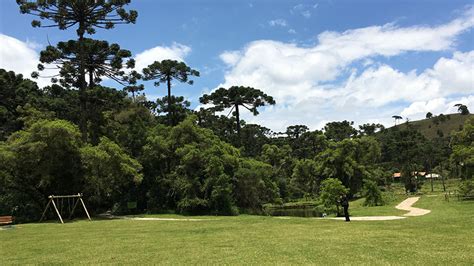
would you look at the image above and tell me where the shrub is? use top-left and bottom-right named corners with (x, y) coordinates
top-left (458, 180), bottom-right (474, 199)
top-left (362, 180), bottom-right (385, 206)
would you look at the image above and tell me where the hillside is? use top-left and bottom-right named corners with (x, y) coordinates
top-left (393, 113), bottom-right (473, 139)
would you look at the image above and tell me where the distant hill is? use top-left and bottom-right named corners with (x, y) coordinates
top-left (392, 113), bottom-right (473, 140)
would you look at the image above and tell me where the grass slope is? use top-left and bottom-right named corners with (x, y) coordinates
top-left (1, 187), bottom-right (473, 264)
top-left (394, 113), bottom-right (473, 140)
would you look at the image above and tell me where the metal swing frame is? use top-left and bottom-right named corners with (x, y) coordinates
top-left (39, 193), bottom-right (91, 224)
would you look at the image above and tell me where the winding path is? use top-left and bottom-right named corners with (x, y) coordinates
top-left (395, 196), bottom-right (431, 216)
top-left (328, 196), bottom-right (430, 221)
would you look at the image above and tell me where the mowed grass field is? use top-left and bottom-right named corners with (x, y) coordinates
top-left (1, 184), bottom-right (473, 264)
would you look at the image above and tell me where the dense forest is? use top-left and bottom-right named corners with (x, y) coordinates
top-left (1, 0), bottom-right (473, 222)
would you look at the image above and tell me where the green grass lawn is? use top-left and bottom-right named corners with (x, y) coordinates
top-left (1, 191), bottom-right (473, 265)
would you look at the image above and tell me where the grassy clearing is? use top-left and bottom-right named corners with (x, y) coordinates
top-left (1, 192), bottom-right (473, 265)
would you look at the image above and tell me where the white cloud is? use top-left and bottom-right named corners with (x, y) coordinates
top-left (0, 34), bottom-right (53, 88)
top-left (217, 7), bottom-right (474, 131)
top-left (268, 19), bottom-right (287, 27)
top-left (288, 29), bottom-right (297, 34)
top-left (134, 43), bottom-right (191, 72)
top-left (342, 51), bottom-right (474, 107)
top-left (220, 50), bottom-right (241, 66)
top-left (401, 96), bottom-right (474, 119)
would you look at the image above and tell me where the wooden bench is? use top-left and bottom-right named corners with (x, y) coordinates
top-left (0, 216), bottom-right (14, 226)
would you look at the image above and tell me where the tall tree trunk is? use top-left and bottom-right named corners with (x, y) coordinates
top-left (235, 103), bottom-right (240, 136)
top-left (88, 69), bottom-right (94, 89)
top-left (78, 23), bottom-right (88, 141)
top-left (167, 76), bottom-right (172, 126)
top-left (430, 159), bottom-right (433, 192)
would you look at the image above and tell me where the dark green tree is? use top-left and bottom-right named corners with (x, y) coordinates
top-left (199, 86), bottom-right (275, 140)
top-left (142, 60), bottom-right (199, 126)
top-left (323, 120), bottom-right (357, 141)
top-left (358, 123), bottom-right (385, 136)
top-left (240, 124), bottom-right (271, 157)
top-left (0, 69), bottom-right (45, 140)
top-left (154, 95), bottom-right (192, 126)
top-left (286, 125), bottom-right (309, 139)
top-left (392, 115), bottom-right (402, 126)
top-left (426, 112), bottom-right (433, 119)
top-left (34, 39), bottom-right (135, 89)
top-left (454, 104), bottom-right (470, 115)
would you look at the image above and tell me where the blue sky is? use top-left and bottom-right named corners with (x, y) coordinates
top-left (1, 0), bottom-right (473, 131)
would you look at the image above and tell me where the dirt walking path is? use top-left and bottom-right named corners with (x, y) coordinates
top-left (280, 196), bottom-right (431, 221)
top-left (395, 196), bottom-right (431, 216)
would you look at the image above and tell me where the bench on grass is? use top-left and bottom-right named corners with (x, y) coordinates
top-left (0, 216), bottom-right (14, 226)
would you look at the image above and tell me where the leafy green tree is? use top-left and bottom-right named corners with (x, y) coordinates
top-left (323, 120), bottom-right (357, 141)
top-left (286, 125), bottom-right (309, 139)
top-left (289, 159), bottom-right (319, 199)
top-left (154, 95), bottom-right (192, 126)
top-left (80, 137), bottom-right (143, 210)
top-left (319, 178), bottom-right (348, 215)
top-left (0, 69), bottom-right (45, 140)
top-left (457, 179), bottom-right (474, 198)
top-left (142, 116), bottom-right (241, 214)
top-left (200, 86), bottom-right (275, 140)
top-left (0, 119), bottom-right (83, 220)
top-left (291, 130), bottom-right (328, 159)
top-left (358, 123), bottom-right (385, 136)
top-left (426, 112), bottom-right (433, 119)
top-left (315, 136), bottom-right (382, 195)
top-left (240, 124), bottom-right (271, 157)
top-left (454, 104), bottom-right (470, 115)
top-left (362, 179), bottom-right (384, 206)
top-left (142, 60), bottom-right (199, 126)
top-left (260, 144), bottom-right (295, 200)
top-left (103, 103), bottom-right (155, 157)
top-left (123, 71), bottom-right (144, 99)
top-left (234, 158), bottom-right (279, 212)
top-left (195, 108), bottom-right (237, 143)
top-left (450, 117), bottom-right (474, 179)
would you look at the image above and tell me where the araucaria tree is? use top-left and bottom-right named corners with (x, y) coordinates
top-left (199, 86), bottom-right (275, 139)
top-left (392, 115), bottom-right (403, 126)
top-left (454, 104), bottom-right (470, 115)
top-left (34, 39), bottom-right (135, 88)
top-left (142, 60), bottom-right (200, 126)
top-left (18, 0), bottom-right (138, 138)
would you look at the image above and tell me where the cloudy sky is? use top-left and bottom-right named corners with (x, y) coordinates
top-left (1, 0), bottom-right (473, 132)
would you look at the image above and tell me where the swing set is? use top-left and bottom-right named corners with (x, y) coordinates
top-left (39, 193), bottom-right (91, 224)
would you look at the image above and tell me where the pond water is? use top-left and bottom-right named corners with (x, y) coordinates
top-left (264, 203), bottom-right (323, 217)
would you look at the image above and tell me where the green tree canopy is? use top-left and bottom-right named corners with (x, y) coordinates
top-left (34, 39), bottom-right (135, 88)
top-left (199, 86), bottom-right (275, 139)
top-left (324, 120), bottom-right (357, 141)
top-left (142, 60), bottom-right (199, 126)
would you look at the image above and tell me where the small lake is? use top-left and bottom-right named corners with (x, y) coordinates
top-left (264, 203), bottom-right (323, 217)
